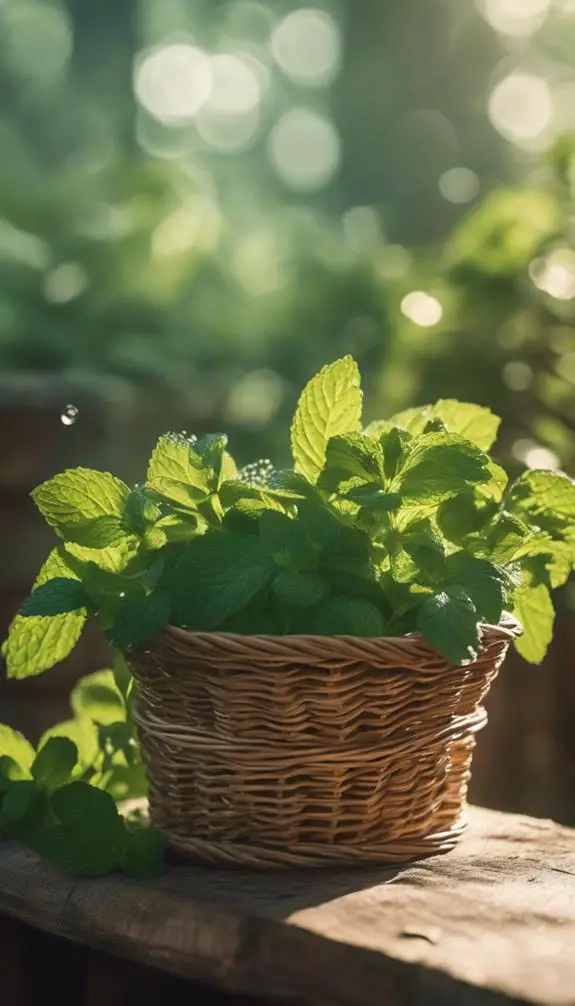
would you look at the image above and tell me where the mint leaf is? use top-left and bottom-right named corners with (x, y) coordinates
top-left (108, 590), bottom-right (171, 647)
top-left (273, 571), bottom-right (326, 608)
top-left (395, 433), bottom-right (491, 502)
top-left (365, 406), bottom-right (432, 439)
top-left (39, 719), bottom-right (98, 774)
top-left (294, 500), bottom-right (340, 550)
top-left (512, 584), bottom-right (554, 664)
top-left (291, 356), bottom-right (363, 483)
top-left (0, 757), bottom-right (28, 788)
top-left (437, 494), bottom-right (498, 544)
top-left (259, 510), bottom-right (313, 570)
top-left (52, 780), bottom-right (124, 833)
top-left (513, 536), bottom-right (573, 589)
top-left (170, 531), bottom-right (274, 630)
top-left (288, 596), bottom-right (386, 636)
top-left (432, 401), bottom-right (500, 451)
top-left (379, 427), bottom-right (413, 481)
top-left (444, 553), bottom-right (506, 625)
top-left (4, 610), bottom-right (86, 680)
top-left (196, 433), bottom-right (228, 489)
top-left (71, 669), bottom-right (126, 725)
top-left (120, 827), bottom-right (167, 878)
top-left (0, 781), bottom-right (40, 828)
top-left (32, 737), bottom-right (78, 791)
top-left (19, 578), bottom-right (90, 617)
top-left (508, 470), bottom-right (575, 543)
top-left (417, 587), bottom-right (481, 665)
top-left (124, 486), bottom-right (161, 534)
top-left (320, 433), bottom-right (385, 491)
top-left (0, 725), bottom-right (35, 774)
top-left (31, 469), bottom-right (129, 539)
top-left (147, 434), bottom-right (210, 507)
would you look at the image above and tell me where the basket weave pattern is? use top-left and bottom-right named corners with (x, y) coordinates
top-left (129, 616), bottom-right (519, 868)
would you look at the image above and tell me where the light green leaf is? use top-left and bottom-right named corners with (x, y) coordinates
top-left (431, 401), bottom-right (500, 451)
top-left (291, 356), bottom-right (363, 483)
top-left (0, 724), bottom-right (35, 774)
top-left (31, 469), bottom-right (130, 537)
top-left (395, 433), bottom-right (491, 502)
top-left (365, 406), bottom-right (432, 439)
top-left (508, 470), bottom-right (575, 544)
top-left (19, 578), bottom-right (90, 617)
top-left (417, 587), bottom-right (481, 666)
top-left (512, 584), bottom-right (554, 664)
top-left (71, 669), bottom-right (126, 725)
top-left (147, 434), bottom-right (211, 506)
top-left (170, 531), bottom-right (274, 630)
top-left (108, 590), bottom-right (171, 647)
top-left (4, 610), bottom-right (86, 680)
top-left (272, 571), bottom-right (326, 608)
top-left (32, 738), bottom-right (78, 791)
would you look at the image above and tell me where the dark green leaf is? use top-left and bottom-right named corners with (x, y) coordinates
top-left (288, 596), bottom-right (387, 636)
top-left (416, 587), bottom-right (481, 665)
top-left (32, 738), bottom-right (78, 791)
top-left (33, 824), bottom-right (122, 878)
top-left (170, 531), bottom-right (274, 630)
top-left (124, 487), bottom-right (161, 534)
top-left (272, 571), bottom-right (326, 608)
top-left (19, 578), bottom-right (90, 617)
top-left (108, 590), bottom-right (171, 647)
top-left (444, 554), bottom-right (506, 625)
top-left (0, 780), bottom-right (39, 826)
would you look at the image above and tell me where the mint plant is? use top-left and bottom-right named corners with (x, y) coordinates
top-left (4, 355), bottom-right (575, 675)
top-left (0, 658), bottom-right (165, 878)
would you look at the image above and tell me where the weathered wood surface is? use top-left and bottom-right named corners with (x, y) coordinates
top-left (1, 807), bottom-right (575, 1006)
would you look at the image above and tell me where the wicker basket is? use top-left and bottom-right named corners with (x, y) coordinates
top-left (128, 615), bottom-right (520, 869)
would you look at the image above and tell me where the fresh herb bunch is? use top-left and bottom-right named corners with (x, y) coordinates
top-left (4, 356), bottom-right (575, 671)
top-left (0, 656), bottom-right (165, 878)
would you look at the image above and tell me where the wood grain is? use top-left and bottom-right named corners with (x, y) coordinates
top-left (1, 807), bottom-right (575, 1006)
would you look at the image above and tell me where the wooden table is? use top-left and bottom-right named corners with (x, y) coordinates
top-left (1, 806), bottom-right (575, 1006)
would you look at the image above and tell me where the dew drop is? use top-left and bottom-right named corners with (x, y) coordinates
top-left (60, 404), bottom-right (79, 426)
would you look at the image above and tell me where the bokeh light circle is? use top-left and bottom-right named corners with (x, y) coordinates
top-left (134, 45), bottom-right (213, 123)
top-left (268, 109), bottom-right (341, 192)
top-left (270, 9), bottom-right (341, 86)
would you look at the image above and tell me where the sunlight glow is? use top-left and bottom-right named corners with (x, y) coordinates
top-left (400, 291), bottom-right (443, 327)
top-left (439, 167), bottom-right (479, 204)
top-left (268, 110), bottom-right (341, 192)
top-left (134, 45), bottom-right (213, 123)
top-left (270, 9), bottom-right (341, 86)
top-left (512, 439), bottom-right (560, 469)
top-left (208, 54), bottom-right (260, 114)
top-left (529, 249), bottom-right (575, 300)
top-left (488, 74), bottom-right (553, 143)
top-left (480, 0), bottom-right (551, 37)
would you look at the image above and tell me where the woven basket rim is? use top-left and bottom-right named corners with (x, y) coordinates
top-left (158, 611), bottom-right (521, 650)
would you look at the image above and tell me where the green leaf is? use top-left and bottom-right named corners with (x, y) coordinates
top-left (512, 584), bottom-right (554, 664)
top-left (0, 757), bottom-right (29, 788)
top-left (344, 487), bottom-right (402, 511)
top-left (431, 401), bottom-right (500, 451)
top-left (291, 356), bottom-right (363, 483)
top-left (444, 554), bottom-right (506, 625)
top-left (0, 781), bottom-right (39, 827)
top-left (320, 433), bottom-right (385, 491)
top-left (485, 513), bottom-right (530, 564)
top-left (508, 470), bottom-right (575, 543)
top-left (259, 510), bottom-right (313, 570)
top-left (4, 611), bottom-right (86, 680)
top-left (0, 725), bottom-right (35, 774)
top-left (120, 827), bottom-right (167, 878)
top-left (514, 536), bottom-right (573, 589)
top-left (124, 486), bottom-right (161, 534)
top-left (295, 500), bottom-right (341, 551)
top-left (196, 433), bottom-right (228, 489)
top-left (437, 494), bottom-right (498, 544)
top-left (417, 587), bottom-right (481, 665)
top-left (71, 669), bottom-right (126, 725)
top-left (170, 531), bottom-right (274, 630)
top-left (379, 427), bottom-right (413, 481)
top-left (108, 590), bottom-right (171, 647)
top-left (147, 434), bottom-right (211, 507)
top-left (64, 536), bottom-right (143, 577)
top-left (32, 738), bottom-right (78, 791)
top-left (39, 719), bottom-right (99, 773)
top-left (100, 763), bottom-right (148, 801)
top-left (288, 596), bottom-right (387, 636)
top-left (272, 571), bottom-right (326, 608)
top-left (395, 433), bottom-right (491, 502)
top-left (32, 469), bottom-right (130, 537)
top-left (19, 578), bottom-right (90, 617)
top-left (52, 780), bottom-right (125, 834)
top-left (365, 406), bottom-right (432, 439)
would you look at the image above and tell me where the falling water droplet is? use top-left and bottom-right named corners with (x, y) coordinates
top-left (60, 404), bottom-right (79, 426)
